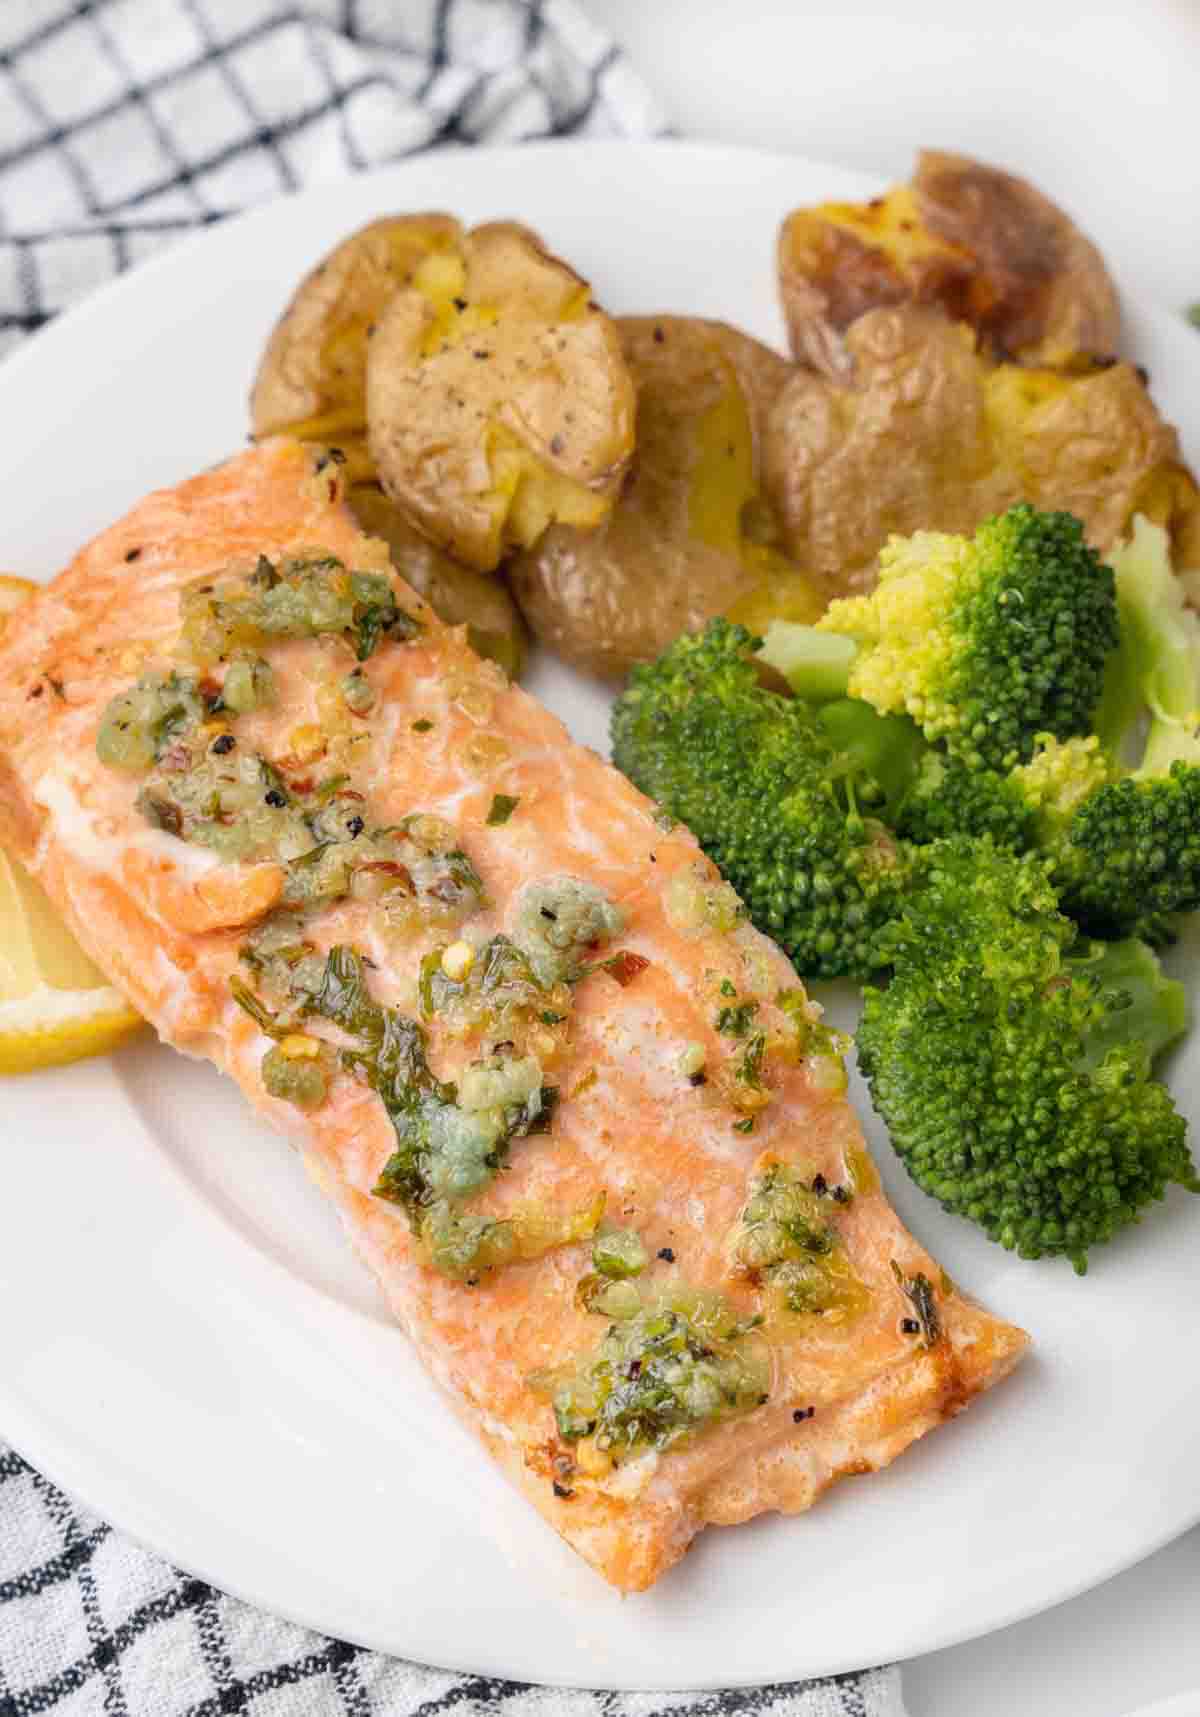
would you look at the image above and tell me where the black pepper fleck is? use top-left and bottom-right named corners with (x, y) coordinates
top-left (346, 815), bottom-right (365, 838)
top-left (688, 1071), bottom-right (707, 1087)
top-left (832, 1185), bottom-right (850, 1204)
top-left (124, 547), bottom-right (142, 562)
top-left (264, 788), bottom-right (287, 809)
top-left (812, 1173), bottom-right (828, 1196)
top-left (792, 1406), bottom-right (815, 1423)
top-left (901, 1317), bottom-right (921, 1335)
top-left (552, 1480), bottom-right (573, 1499)
top-left (657, 1246), bottom-right (675, 1262)
top-left (211, 734), bottom-right (235, 755)
top-left (652, 325), bottom-right (665, 343)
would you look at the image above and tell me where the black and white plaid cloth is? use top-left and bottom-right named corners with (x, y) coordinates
top-left (0, 4), bottom-right (906, 1713)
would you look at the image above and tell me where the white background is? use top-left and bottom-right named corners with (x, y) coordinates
top-left (588, 4), bottom-right (1200, 1716)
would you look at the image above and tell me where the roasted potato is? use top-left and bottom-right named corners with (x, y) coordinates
top-left (762, 304), bottom-right (1200, 599)
top-left (346, 482), bottom-right (527, 679)
top-left (250, 213), bottom-right (463, 481)
top-left (508, 316), bottom-right (825, 680)
top-left (367, 222), bottom-right (636, 572)
top-left (778, 149), bottom-right (1120, 376)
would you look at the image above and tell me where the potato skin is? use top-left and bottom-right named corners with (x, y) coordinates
top-left (762, 303), bottom-right (1200, 598)
top-left (346, 483), bottom-right (527, 679)
top-left (509, 316), bottom-right (823, 680)
top-left (779, 150), bottom-right (1120, 377)
top-left (367, 222), bottom-right (636, 572)
top-left (250, 213), bottom-right (463, 464)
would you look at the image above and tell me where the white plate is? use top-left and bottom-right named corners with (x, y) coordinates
top-left (1, 140), bottom-right (1198, 1688)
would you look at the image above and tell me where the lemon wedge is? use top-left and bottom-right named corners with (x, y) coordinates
top-left (0, 574), bottom-right (144, 1073)
top-left (0, 843), bottom-right (145, 1074)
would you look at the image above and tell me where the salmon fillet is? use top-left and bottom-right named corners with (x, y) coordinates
top-left (0, 439), bottom-right (1027, 1591)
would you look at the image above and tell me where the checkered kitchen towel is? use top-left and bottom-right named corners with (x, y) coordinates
top-left (0, 3), bottom-right (906, 1713)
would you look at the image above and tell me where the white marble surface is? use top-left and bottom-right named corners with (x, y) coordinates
top-left (589, 4), bottom-right (1200, 1715)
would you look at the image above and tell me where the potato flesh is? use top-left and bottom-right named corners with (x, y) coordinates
top-left (508, 317), bottom-right (824, 679)
top-left (367, 223), bottom-right (635, 572)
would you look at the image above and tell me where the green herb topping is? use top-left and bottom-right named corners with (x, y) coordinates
top-left (512, 877), bottom-right (624, 988)
top-left (891, 1261), bottom-right (942, 1347)
top-left (532, 1288), bottom-right (768, 1458)
top-left (486, 793), bottom-right (520, 826)
top-left (178, 553), bottom-right (418, 666)
top-left (715, 999), bottom-right (758, 1037)
top-left (731, 1163), bottom-right (867, 1321)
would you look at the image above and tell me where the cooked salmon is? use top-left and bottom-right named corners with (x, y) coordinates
top-left (0, 438), bottom-right (1027, 1591)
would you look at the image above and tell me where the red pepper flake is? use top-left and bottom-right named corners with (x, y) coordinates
top-left (601, 951), bottom-right (650, 987)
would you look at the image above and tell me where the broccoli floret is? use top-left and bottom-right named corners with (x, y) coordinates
top-left (611, 620), bottom-right (919, 979)
top-left (761, 505), bottom-right (1118, 772)
top-left (1036, 520), bottom-right (1200, 942)
top-left (895, 751), bottom-right (1036, 848)
top-left (858, 838), bottom-right (1197, 1273)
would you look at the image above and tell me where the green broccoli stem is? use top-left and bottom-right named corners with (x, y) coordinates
top-left (817, 698), bottom-right (928, 824)
top-left (1105, 515), bottom-right (1200, 775)
top-left (757, 622), bottom-right (857, 704)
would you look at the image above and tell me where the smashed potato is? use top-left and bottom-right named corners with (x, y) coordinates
top-left (347, 483), bottom-right (527, 679)
top-left (250, 213), bottom-right (463, 481)
top-left (509, 316), bottom-right (825, 680)
top-left (778, 149), bottom-right (1120, 376)
top-left (762, 305), bottom-right (1200, 598)
top-left (367, 222), bottom-right (636, 572)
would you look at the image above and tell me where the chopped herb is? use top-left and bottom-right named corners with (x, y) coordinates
top-left (540, 1009), bottom-right (565, 1025)
top-left (736, 1031), bottom-right (767, 1086)
top-left (486, 793), bottom-right (520, 826)
top-left (716, 1000), bottom-right (758, 1037)
top-left (891, 1261), bottom-right (942, 1347)
top-left (732, 1117), bottom-right (756, 1134)
top-left (230, 976), bottom-right (286, 1039)
top-left (719, 979), bottom-right (737, 997)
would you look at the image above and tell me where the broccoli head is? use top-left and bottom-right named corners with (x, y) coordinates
top-left (762, 505), bottom-right (1119, 772)
top-left (858, 837), bottom-right (1196, 1272)
top-left (611, 620), bottom-right (919, 979)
